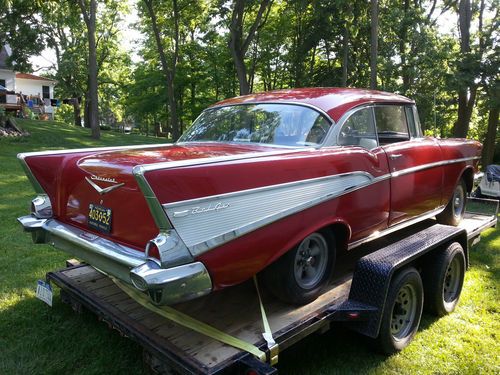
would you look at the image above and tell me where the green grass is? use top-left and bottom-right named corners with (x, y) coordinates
top-left (0, 119), bottom-right (498, 374)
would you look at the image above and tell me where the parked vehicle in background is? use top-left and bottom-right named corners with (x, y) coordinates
top-left (17, 88), bottom-right (482, 306)
top-left (474, 165), bottom-right (500, 199)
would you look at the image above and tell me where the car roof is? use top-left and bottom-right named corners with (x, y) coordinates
top-left (211, 87), bottom-right (414, 122)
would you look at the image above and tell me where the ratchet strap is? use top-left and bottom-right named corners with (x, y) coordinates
top-left (112, 277), bottom-right (270, 362)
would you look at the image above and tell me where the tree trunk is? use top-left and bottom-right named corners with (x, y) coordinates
top-left (78, 0), bottom-right (100, 139)
top-left (454, 0), bottom-right (474, 138)
top-left (143, 0), bottom-right (180, 140)
top-left (482, 103), bottom-right (499, 166)
top-left (228, 0), bottom-right (271, 95)
top-left (370, 0), bottom-right (378, 89)
top-left (341, 25), bottom-right (348, 87)
top-left (400, 0), bottom-right (410, 94)
top-left (73, 97), bottom-right (81, 127)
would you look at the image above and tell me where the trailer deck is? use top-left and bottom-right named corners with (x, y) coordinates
top-left (46, 201), bottom-right (497, 375)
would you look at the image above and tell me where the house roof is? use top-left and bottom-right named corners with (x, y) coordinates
top-left (15, 72), bottom-right (56, 82)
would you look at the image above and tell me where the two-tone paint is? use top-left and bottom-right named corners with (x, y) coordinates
top-left (17, 88), bottom-right (482, 298)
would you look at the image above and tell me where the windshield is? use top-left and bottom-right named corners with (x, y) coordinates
top-left (179, 104), bottom-right (331, 147)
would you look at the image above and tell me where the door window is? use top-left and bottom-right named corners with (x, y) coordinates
top-left (338, 107), bottom-right (378, 149)
top-left (374, 106), bottom-right (409, 144)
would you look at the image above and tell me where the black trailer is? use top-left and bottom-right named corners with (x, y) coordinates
top-left (45, 198), bottom-right (498, 375)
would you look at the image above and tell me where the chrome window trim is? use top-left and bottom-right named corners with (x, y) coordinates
top-left (347, 205), bottom-right (446, 250)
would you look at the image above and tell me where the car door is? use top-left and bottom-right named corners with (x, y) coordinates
top-left (336, 106), bottom-right (391, 241)
top-left (375, 105), bottom-right (443, 226)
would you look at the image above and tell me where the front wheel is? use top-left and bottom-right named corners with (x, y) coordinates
top-left (437, 178), bottom-right (467, 226)
top-left (376, 267), bottom-right (424, 354)
top-left (263, 231), bottom-right (335, 305)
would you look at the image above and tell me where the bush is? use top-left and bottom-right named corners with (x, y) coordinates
top-left (54, 104), bottom-right (76, 125)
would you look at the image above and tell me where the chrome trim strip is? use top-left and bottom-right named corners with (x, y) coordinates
top-left (136, 148), bottom-right (311, 173)
top-left (160, 155), bottom-right (477, 256)
top-left (17, 142), bottom-right (172, 159)
top-left (133, 165), bottom-right (172, 231)
top-left (164, 172), bottom-right (379, 256)
top-left (17, 154), bottom-right (46, 194)
top-left (347, 206), bottom-right (446, 250)
top-left (391, 156), bottom-right (480, 177)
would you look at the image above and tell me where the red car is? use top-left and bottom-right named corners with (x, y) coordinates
top-left (18, 88), bottom-right (481, 305)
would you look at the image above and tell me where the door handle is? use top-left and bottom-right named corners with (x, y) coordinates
top-left (390, 154), bottom-right (403, 159)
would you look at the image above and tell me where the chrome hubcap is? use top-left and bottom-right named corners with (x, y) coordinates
top-left (453, 185), bottom-right (465, 218)
top-left (391, 284), bottom-right (417, 340)
top-left (294, 233), bottom-right (328, 289)
top-left (443, 257), bottom-right (461, 302)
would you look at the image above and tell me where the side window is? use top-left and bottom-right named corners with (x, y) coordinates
top-left (374, 106), bottom-right (409, 145)
top-left (412, 106), bottom-right (423, 137)
top-left (338, 108), bottom-right (378, 149)
top-left (405, 106), bottom-right (418, 137)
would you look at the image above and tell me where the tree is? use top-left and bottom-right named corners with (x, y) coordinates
top-left (142, 0), bottom-right (181, 140)
top-left (370, 0), bottom-right (378, 89)
top-left (228, 0), bottom-right (272, 95)
top-left (77, 0), bottom-right (100, 139)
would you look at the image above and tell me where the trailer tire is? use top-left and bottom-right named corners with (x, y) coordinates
top-left (377, 267), bottom-right (423, 355)
top-left (437, 178), bottom-right (467, 226)
top-left (423, 242), bottom-right (465, 316)
top-left (263, 230), bottom-right (335, 305)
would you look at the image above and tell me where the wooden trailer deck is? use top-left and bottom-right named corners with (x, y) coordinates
top-left (47, 201), bottom-right (497, 375)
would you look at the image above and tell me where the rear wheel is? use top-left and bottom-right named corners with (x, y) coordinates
top-left (376, 267), bottom-right (423, 354)
top-left (263, 231), bottom-right (335, 305)
top-left (423, 242), bottom-right (466, 316)
top-left (437, 178), bottom-right (467, 226)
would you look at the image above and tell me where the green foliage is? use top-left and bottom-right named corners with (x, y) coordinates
top-left (54, 104), bottom-right (75, 125)
top-left (0, 119), bottom-right (498, 374)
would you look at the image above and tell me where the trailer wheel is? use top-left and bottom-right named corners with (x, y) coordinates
top-left (377, 267), bottom-right (423, 354)
top-left (437, 178), bottom-right (467, 226)
top-left (423, 242), bottom-right (465, 316)
top-left (263, 231), bottom-right (335, 305)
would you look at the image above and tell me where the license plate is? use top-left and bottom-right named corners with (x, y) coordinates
top-left (88, 204), bottom-right (112, 233)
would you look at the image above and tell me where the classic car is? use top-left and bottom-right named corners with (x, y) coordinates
top-left (474, 165), bottom-right (500, 199)
top-left (17, 88), bottom-right (482, 306)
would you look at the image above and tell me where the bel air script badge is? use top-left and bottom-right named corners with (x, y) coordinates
top-left (173, 202), bottom-right (230, 218)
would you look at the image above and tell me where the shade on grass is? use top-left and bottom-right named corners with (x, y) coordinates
top-left (0, 119), bottom-right (498, 374)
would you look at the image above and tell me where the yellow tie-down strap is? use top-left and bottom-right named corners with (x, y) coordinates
top-left (112, 277), bottom-right (271, 362)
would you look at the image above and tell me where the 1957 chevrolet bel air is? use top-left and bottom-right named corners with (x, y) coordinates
top-left (17, 88), bottom-right (482, 305)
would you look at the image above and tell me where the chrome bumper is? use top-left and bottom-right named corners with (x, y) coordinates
top-left (17, 215), bottom-right (212, 305)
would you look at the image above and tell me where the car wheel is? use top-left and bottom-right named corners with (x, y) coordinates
top-left (422, 242), bottom-right (465, 316)
top-left (263, 231), bottom-right (335, 305)
top-left (437, 178), bottom-right (467, 226)
top-left (376, 267), bottom-right (423, 355)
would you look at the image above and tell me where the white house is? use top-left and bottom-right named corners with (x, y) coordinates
top-left (0, 45), bottom-right (57, 116)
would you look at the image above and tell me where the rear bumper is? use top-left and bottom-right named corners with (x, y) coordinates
top-left (17, 215), bottom-right (212, 305)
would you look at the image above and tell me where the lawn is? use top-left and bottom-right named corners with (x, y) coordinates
top-left (0, 119), bottom-right (498, 374)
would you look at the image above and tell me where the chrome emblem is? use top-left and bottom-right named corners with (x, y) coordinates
top-left (173, 202), bottom-right (230, 217)
top-left (85, 176), bottom-right (124, 195)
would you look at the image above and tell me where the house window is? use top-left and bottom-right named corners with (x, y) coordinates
top-left (0, 79), bottom-right (6, 104)
top-left (42, 85), bottom-right (50, 99)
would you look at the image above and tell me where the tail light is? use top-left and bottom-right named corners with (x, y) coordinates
top-left (31, 195), bottom-right (53, 218)
top-left (145, 241), bottom-right (161, 261)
